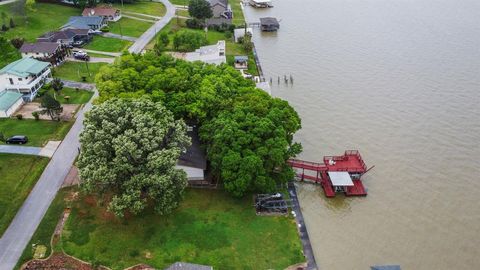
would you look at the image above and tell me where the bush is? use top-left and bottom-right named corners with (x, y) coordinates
top-left (0, 132), bottom-right (4, 142)
top-left (43, 82), bottom-right (52, 90)
top-left (9, 18), bottom-right (15, 28)
top-left (32, 111), bottom-right (40, 120)
top-left (1, 24), bottom-right (8, 32)
top-left (185, 18), bottom-right (204, 29)
top-left (224, 31), bottom-right (232, 39)
top-left (10, 37), bottom-right (24, 49)
top-left (16, 114), bottom-right (23, 120)
top-left (101, 26), bottom-right (110, 32)
top-left (172, 29), bottom-right (207, 52)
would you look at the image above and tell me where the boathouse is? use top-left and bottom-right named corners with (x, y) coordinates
top-left (260, 17), bottom-right (280, 31)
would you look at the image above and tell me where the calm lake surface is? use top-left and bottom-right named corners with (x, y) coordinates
top-left (244, 0), bottom-right (480, 269)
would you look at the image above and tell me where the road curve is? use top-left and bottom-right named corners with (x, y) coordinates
top-left (0, 90), bottom-right (98, 270)
top-left (128, 0), bottom-right (175, 53)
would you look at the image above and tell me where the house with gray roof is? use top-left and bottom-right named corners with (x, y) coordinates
top-left (62, 16), bottom-right (107, 31)
top-left (206, 0), bottom-right (232, 26)
top-left (37, 29), bottom-right (91, 46)
top-left (0, 57), bottom-right (52, 101)
top-left (20, 42), bottom-right (67, 66)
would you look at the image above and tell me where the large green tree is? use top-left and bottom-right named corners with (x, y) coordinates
top-left (188, 0), bottom-right (213, 21)
top-left (95, 53), bottom-right (302, 197)
top-left (78, 98), bottom-right (191, 217)
top-left (40, 94), bottom-right (63, 121)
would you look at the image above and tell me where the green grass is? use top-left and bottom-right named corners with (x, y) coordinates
top-left (53, 61), bottom-right (108, 83)
top-left (230, 0), bottom-right (245, 25)
top-left (36, 87), bottom-right (94, 105)
top-left (0, 154), bottom-right (50, 237)
top-left (0, 3), bottom-right (81, 42)
top-left (0, 118), bottom-right (73, 146)
top-left (175, 9), bottom-right (190, 17)
top-left (168, 0), bottom-right (189, 6)
top-left (15, 187), bottom-right (75, 270)
top-left (112, 1), bottom-right (166, 17)
top-left (109, 17), bottom-right (153, 38)
top-left (84, 36), bottom-right (132, 52)
top-left (60, 189), bottom-right (304, 269)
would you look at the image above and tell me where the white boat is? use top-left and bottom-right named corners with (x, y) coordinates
top-left (249, 0), bottom-right (273, 8)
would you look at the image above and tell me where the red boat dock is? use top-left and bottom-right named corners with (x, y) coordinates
top-left (288, 150), bottom-right (370, 197)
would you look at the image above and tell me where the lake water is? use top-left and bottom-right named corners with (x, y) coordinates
top-left (244, 0), bottom-right (480, 269)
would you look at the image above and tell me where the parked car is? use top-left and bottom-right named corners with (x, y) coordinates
top-left (5, 135), bottom-right (28, 144)
top-left (73, 50), bottom-right (90, 61)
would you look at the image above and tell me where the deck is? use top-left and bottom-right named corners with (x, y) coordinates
top-left (323, 150), bottom-right (367, 173)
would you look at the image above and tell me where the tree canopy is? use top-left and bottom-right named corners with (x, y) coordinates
top-left (172, 29), bottom-right (207, 52)
top-left (0, 37), bottom-right (21, 69)
top-left (188, 0), bottom-right (213, 21)
top-left (95, 53), bottom-right (302, 197)
top-left (78, 98), bottom-right (191, 217)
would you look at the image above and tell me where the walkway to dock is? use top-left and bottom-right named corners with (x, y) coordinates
top-left (288, 182), bottom-right (319, 270)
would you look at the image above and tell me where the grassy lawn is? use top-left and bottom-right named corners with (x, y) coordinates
top-left (53, 61), bottom-right (108, 83)
top-left (15, 187), bottom-right (74, 269)
top-left (175, 9), bottom-right (190, 17)
top-left (60, 189), bottom-right (304, 269)
top-left (231, 0), bottom-right (245, 25)
top-left (169, 0), bottom-right (189, 6)
top-left (0, 119), bottom-right (73, 146)
top-left (36, 87), bottom-right (93, 105)
top-left (109, 17), bottom-right (153, 38)
top-left (0, 154), bottom-right (50, 237)
top-left (0, 3), bottom-right (80, 42)
top-left (84, 36), bottom-right (132, 52)
top-left (112, 1), bottom-right (166, 17)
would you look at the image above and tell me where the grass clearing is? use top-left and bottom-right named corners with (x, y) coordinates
top-left (0, 118), bottom-right (73, 146)
top-left (112, 1), bottom-right (166, 17)
top-left (0, 154), bottom-right (49, 237)
top-left (15, 187), bottom-right (75, 269)
top-left (84, 36), bottom-right (132, 52)
top-left (36, 87), bottom-right (93, 105)
top-left (59, 189), bottom-right (304, 269)
top-left (175, 9), bottom-right (190, 17)
top-left (0, 3), bottom-right (80, 42)
top-left (169, 0), bottom-right (189, 6)
top-left (109, 17), bottom-right (153, 38)
top-left (53, 61), bottom-right (108, 83)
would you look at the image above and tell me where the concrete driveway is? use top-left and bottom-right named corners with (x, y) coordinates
top-left (0, 141), bottom-right (61, 158)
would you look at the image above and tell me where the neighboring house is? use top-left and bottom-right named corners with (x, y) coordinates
top-left (260, 17), bottom-right (280, 31)
top-left (82, 6), bottom-right (121, 22)
top-left (0, 57), bottom-right (52, 101)
top-left (62, 16), bottom-right (107, 31)
top-left (206, 0), bottom-right (232, 26)
top-left (234, 55), bottom-right (248, 69)
top-left (185, 40), bottom-right (226, 65)
top-left (176, 126), bottom-right (207, 184)
top-left (0, 91), bottom-right (24, 118)
top-left (20, 42), bottom-right (67, 66)
top-left (37, 29), bottom-right (91, 46)
top-left (249, 0), bottom-right (273, 8)
top-left (234, 27), bottom-right (253, 43)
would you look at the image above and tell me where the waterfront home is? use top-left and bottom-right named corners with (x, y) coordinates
top-left (62, 16), bottom-right (107, 31)
top-left (206, 0), bottom-right (232, 26)
top-left (0, 58), bottom-right (52, 101)
top-left (37, 29), bottom-right (91, 47)
top-left (185, 41), bottom-right (226, 65)
top-left (234, 55), bottom-right (248, 69)
top-left (20, 42), bottom-right (67, 66)
top-left (0, 91), bottom-right (24, 118)
top-left (82, 6), bottom-right (121, 22)
top-left (249, 0), bottom-right (273, 8)
top-left (176, 126), bottom-right (208, 184)
top-left (234, 27), bottom-right (253, 43)
top-left (260, 17), bottom-right (280, 31)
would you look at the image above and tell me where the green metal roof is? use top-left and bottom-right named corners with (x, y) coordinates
top-left (0, 57), bottom-right (50, 77)
top-left (0, 91), bottom-right (23, 111)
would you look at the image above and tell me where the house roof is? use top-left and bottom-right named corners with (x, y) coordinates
top-left (178, 126), bottom-right (207, 170)
top-left (20, 42), bottom-right (60, 54)
top-left (165, 262), bottom-right (213, 270)
top-left (82, 7), bottom-right (119, 17)
top-left (234, 55), bottom-right (248, 61)
top-left (62, 16), bottom-right (104, 29)
top-left (260, 17), bottom-right (280, 27)
top-left (208, 0), bottom-right (228, 8)
top-left (0, 91), bottom-right (23, 112)
top-left (0, 57), bottom-right (50, 77)
top-left (39, 29), bottom-right (90, 42)
top-left (328, 171), bottom-right (354, 186)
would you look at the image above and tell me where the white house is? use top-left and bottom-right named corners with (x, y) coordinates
top-left (0, 91), bottom-right (24, 118)
top-left (185, 41), bottom-right (226, 65)
top-left (234, 27), bottom-right (253, 43)
top-left (0, 57), bottom-right (52, 101)
top-left (82, 7), bottom-right (121, 22)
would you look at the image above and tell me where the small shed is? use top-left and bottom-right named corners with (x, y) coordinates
top-left (234, 55), bottom-right (248, 69)
top-left (0, 91), bottom-right (24, 118)
top-left (234, 27), bottom-right (253, 42)
top-left (260, 17), bottom-right (280, 31)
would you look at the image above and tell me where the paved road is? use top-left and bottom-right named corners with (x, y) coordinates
top-left (0, 90), bottom-right (98, 270)
top-left (123, 11), bottom-right (161, 20)
top-left (128, 0), bottom-right (175, 53)
top-left (61, 80), bottom-right (96, 91)
top-left (123, 14), bottom-right (157, 23)
top-left (102, 32), bottom-right (138, 42)
top-left (67, 56), bottom-right (115, 64)
top-left (0, 145), bottom-right (42, 156)
top-left (83, 49), bottom-right (122, 57)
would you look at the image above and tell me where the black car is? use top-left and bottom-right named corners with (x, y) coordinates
top-left (6, 135), bottom-right (28, 144)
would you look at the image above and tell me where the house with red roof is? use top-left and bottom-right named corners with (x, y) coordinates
top-left (82, 6), bottom-right (121, 22)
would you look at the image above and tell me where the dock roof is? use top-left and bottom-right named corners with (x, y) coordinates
top-left (260, 17), bottom-right (279, 26)
top-left (328, 171), bottom-right (354, 186)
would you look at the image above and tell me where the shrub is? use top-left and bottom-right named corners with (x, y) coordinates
top-left (172, 29), bottom-right (207, 51)
top-left (32, 111), bottom-right (40, 120)
top-left (101, 26), bottom-right (110, 32)
top-left (16, 114), bottom-right (23, 120)
top-left (185, 18), bottom-right (203, 29)
top-left (10, 37), bottom-right (24, 49)
top-left (36, 88), bottom-right (48, 98)
top-left (43, 82), bottom-right (52, 90)
top-left (224, 31), bottom-right (232, 39)
top-left (1, 24), bottom-right (8, 32)
top-left (0, 132), bottom-right (4, 142)
top-left (9, 18), bottom-right (15, 28)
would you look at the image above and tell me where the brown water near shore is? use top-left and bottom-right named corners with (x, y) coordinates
top-left (244, 0), bottom-right (480, 269)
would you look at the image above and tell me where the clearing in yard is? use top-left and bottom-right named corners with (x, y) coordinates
top-left (0, 118), bottom-right (73, 146)
top-left (58, 189), bottom-right (304, 269)
top-left (84, 36), bottom-right (132, 53)
top-left (36, 87), bottom-right (94, 105)
top-left (0, 154), bottom-right (49, 237)
top-left (0, 3), bottom-right (80, 42)
top-left (112, 1), bottom-right (166, 17)
top-left (108, 17), bottom-right (153, 38)
top-left (53, 61), bottom-right (108, 83)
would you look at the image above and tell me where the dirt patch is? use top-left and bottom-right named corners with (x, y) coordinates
top-left (22, 252), bottom-right (107, 270)
top-left (284, 262), bottom-right (308, 270)
top-left (63, 166), bottom-right (80, 187)
top-left (15, 102), bottom-right (79, 121)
